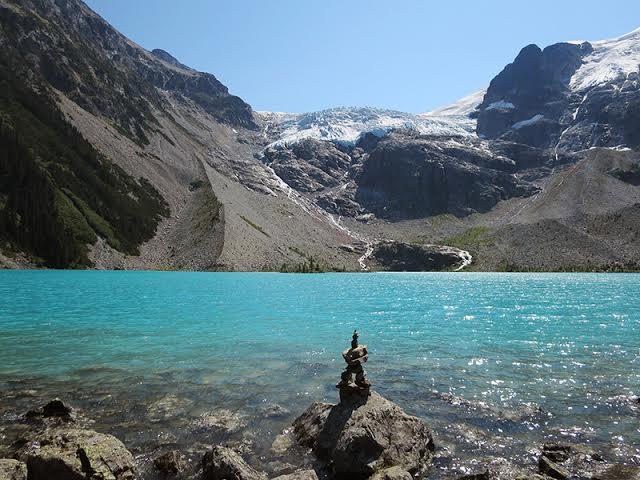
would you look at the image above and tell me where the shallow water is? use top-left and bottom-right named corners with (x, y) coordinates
top-left (1, 271), bottom-right (639, 477)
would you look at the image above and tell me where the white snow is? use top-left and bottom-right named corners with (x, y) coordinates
top-left (257, 106), bottom-right (475, 149)
top-left (426, 89), bottom-right (486, 117)
top-left (512, 114), bottom-right (545, 130)
top-left (571, 27), bottom-right (640, 91)
top-left (486, 100), bottom-right (516, 111)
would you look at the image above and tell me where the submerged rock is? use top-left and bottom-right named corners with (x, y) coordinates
top-left (293, 391), bottom-right (434, 479)
top-left (25, 399), bottom-right (76, 423)
top-left (454, 457), bottom-right (543, 480)
top-left (192, 409), bottom-right (247, 436)
top-left (258, 404), bottom-right (291, 419)
top-left (202, 445), bottom-right (266, 480)
top-left (17, 427), bottom-right (135, 480)
top-left (154, 450), bottom-right (184, 475)
top-left (147, 394), bottom-right (194, 422)
top-left (0, 459), bottom-right (27, 480)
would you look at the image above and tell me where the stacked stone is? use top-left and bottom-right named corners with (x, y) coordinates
top-left (337, 330), bottom-right (371, 402)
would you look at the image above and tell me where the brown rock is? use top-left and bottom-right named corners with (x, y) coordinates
top-left (0, 459), bottom-right (27, 480)
top-left (18, 427), bottom-right (135, 480)
top-left (370, 466), bottom-right (413, 480)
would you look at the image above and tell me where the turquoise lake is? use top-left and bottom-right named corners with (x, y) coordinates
top-left (1, 271), bottom-right (639, 476)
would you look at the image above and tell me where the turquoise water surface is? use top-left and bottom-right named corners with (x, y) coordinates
top-left (1, 271), bottom-right (638, 475)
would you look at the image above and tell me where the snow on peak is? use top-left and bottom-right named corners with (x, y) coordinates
top-left (570, 27), bottom-right (640, 91)
top-left (258, 106), bottom-right (475, 148)
top-left (425, 89), bottom-right (486, 117)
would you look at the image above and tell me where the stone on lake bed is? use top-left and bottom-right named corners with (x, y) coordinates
top-left (153, 450), bottom-right (184, 475)
top-left (146, 394), bottom-right (194, 421)
top-left (191, 409), bottom-right (248, 435)
top-left (0, 459), bottom-right (27, 480)
top-left (258, 403), bottom-right (291, 418)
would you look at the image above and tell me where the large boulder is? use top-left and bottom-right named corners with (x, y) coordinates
top-left (202, 446), bottom-right (266, 480)
top-left (293, 392), bottom-right (435, 479)
top-left (371, 241), bottom-right (468, 271)
top-left (0, 459), bottom-right (27, 480)
top-left (17, 427), bottom-right (135, 480)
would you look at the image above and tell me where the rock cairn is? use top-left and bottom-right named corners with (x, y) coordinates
top-left (336, 330), bottom-right (371, 402)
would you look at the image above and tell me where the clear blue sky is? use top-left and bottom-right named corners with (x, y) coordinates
top-left (85, 0), bottom-right (640, 113)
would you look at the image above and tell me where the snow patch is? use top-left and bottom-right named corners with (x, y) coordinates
top-left (571, 27), bottom-right (640, 91)
top-left (512, 114), bottom-right (545, 130)
top-left (486, 100), bottom-right (515, 111)
top-left (426, 89), bottom-right (486, 117)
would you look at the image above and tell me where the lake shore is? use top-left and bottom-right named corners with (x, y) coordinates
top-left (1, 272), bottom-right (639, 477)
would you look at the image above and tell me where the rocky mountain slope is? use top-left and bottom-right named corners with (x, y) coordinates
top-left (1, 0), bottom-right (638, 271)
top-left (0, 0), bottom-right (368, 271)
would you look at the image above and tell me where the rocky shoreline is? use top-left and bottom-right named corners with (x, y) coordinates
top-left (1, 332), bottom-right (638, 479)
top-left (1, 394), bottom-right (638, 480)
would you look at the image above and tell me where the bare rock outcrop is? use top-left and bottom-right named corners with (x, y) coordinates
top-left (292, 330), bottom-right (434, 479)
top-left (293, 391), bottom-right (434, 479)
top-left (17, 427), bottom-right (135, 480)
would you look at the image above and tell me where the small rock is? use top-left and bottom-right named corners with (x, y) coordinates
top-left (147, 394), bottom-right (194, 421)
top-left (271, 470), bottom-right (318, 480)
top-left (259, 404), bottom-right (290, 418)
top-left (192, 409), bottom-right (247, 435)
top-left (25, 399), bottom-right (75, 422)
top-left (370, 466), bottom-right (413, 480)
top-left (0, 459), bottom-right (27, 480)
top-left (542, 443), bottom-right (572, 463)
top-left (154, 450), bottom-right (183, 475)
top-left (270, 433), bottom-right (295, 456)
top-left (202, 446), bottom-right (266, 480)
top-left (539, 455), bottom-right (571, 480)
